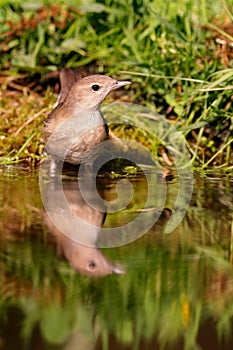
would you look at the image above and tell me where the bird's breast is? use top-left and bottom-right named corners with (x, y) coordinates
top-left (45, 109), bottom-right (108, 164)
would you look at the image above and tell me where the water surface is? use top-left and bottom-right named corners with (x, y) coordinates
top-left (0, 165), bottom-right (232, 350)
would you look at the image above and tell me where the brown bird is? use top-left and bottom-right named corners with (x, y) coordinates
top-left (43, 74), bottom-right (131, 165)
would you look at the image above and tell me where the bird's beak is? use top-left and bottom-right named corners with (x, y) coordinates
top-left (112, 80), bottom-right (131, 90)
top-left (112, 264), bottom-right (125, 275)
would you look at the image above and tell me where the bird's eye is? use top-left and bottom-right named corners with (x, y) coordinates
top-left (91, 84), bottom-right (100, 92)
top-left (88, 261), bottom-right (96, 270)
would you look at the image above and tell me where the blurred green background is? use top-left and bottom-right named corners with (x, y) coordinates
top-left (0, 0), bottom-right (232, 167)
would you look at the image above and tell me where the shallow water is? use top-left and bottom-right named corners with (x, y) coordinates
top-left (0, 164), bottom-right (233, 350)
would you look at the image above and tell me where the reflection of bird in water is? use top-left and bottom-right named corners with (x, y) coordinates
top-left (41, 68), bottom-right (126, 276)
top-left (43, 68), bottom-right (130, 165)
top-left (41, 173), bottom-right (124, 277)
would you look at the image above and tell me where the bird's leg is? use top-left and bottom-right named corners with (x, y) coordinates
top-left (49, 157), bottom-right (58, 177)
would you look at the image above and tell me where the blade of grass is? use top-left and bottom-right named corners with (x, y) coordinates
top-left (0, 132), bottom-right (36, 164)
top-left (208, 23), bottom-right (233, 42)
top-left (119, 71), bottom-right (206, 84)
top-left (202, 137), bottom-right (233, 168)
top-left (150, 7), bottom-right (188, 42)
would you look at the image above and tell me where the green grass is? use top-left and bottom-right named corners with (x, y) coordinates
top-left (0, 0), bottom-right (232, 168)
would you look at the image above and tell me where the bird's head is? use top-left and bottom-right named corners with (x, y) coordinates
top-left (64, 75), bottom-right (131, 110)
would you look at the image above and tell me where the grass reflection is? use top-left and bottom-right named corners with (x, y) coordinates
top-left (0, 172), bottom-right (232, 349)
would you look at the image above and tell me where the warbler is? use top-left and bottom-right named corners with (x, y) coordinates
top-left (43, 74), bottom-right (131, 165)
